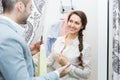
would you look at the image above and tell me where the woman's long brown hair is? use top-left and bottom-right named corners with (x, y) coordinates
top-left (67, 10), bottom-right (87, 67)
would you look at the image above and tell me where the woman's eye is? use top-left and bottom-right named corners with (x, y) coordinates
top-left (69, 20), bottom-right (73, 23)
top-left (75, 22), bottom-right (80, 25)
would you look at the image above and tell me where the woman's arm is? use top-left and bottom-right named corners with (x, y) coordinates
top-left (68, 45), bottom-right (91, 79)
top-left (56, 45), bottom-right (91, 79)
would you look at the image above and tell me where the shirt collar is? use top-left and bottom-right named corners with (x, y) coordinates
top-left (62, 34), bottom-right (79, 45)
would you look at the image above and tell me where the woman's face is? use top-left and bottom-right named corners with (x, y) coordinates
top-left (67, 14), bottom-right (82, 35)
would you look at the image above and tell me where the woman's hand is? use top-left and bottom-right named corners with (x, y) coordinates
top-left (56, 64), bottom-right (71, 77)
top-left (56, 53), bottom-right (70, 66)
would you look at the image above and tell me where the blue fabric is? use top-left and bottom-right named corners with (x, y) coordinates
top-left (46, 38), bottom-right (56, 57)
top-left (0, 16), bottom-right (59, 80)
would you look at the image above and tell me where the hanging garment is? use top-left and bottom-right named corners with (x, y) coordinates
top-left (112, 0), bottom-right (120, 80)
top-left (46, 21), bottom-right (62, 56)
top-left (37, 44), bottom-right (47, 76)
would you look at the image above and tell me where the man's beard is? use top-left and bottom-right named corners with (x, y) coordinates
top-left (18, 14), bottom-right (29, 24)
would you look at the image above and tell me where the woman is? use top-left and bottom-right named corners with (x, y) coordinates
top-left (47, 10), bottom-right (91, 80)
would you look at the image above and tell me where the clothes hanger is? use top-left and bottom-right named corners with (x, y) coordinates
top-left (60, 0), bottom-right (74, 14)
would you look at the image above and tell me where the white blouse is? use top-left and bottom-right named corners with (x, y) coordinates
top-left (47, 36), bottom-right (91, 80)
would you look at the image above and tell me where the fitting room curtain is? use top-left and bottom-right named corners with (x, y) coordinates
top-left (112, 0), bottom-right (120, 80)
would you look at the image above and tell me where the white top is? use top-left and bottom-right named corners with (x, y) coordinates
top-left (47, 35), bottom-right (91, 80)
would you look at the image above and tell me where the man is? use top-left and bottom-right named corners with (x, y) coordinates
top-left (0, 0), bottom-right (70, 80)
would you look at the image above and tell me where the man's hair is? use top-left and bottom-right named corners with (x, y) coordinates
top-left (2, 0), bottom-right (28, 13)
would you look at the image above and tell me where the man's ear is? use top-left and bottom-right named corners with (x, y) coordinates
top-left (15, 1), bottom-right (24, 13)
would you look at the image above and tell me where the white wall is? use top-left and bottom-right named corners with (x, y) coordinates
top-left (98, 0), bottom-right (108, 80)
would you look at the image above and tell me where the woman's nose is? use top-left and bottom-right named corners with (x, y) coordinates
top-left (71, 23), bottom-right (75, 27)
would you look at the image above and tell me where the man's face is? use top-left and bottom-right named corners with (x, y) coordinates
top-left (18, 0), bottom-right (32, 24)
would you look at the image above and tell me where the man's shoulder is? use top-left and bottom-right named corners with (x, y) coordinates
top-left (0, 25), bottom-right (25, 47)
